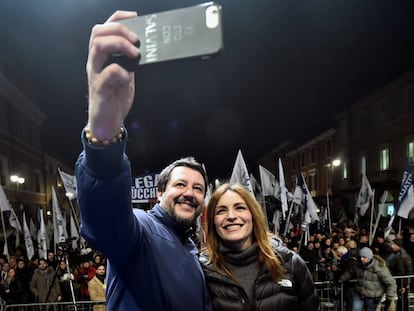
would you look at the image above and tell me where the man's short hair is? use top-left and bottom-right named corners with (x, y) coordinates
top-left (157, 157), bottom-right (208, 196)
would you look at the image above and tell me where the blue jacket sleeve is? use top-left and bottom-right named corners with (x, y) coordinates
top-left (75, 127), bottom-right (141, 265)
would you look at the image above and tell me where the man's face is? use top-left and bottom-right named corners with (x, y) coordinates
top-left (360, 255), bottom-right (371, 265)
top-left (96, 266), bottom-right (105, 276)
top-left (157, 166), bottom-right (205, 227)
top-left (38, 260), bottom-right (48, 270)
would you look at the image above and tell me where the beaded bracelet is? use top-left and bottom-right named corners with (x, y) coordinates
top-left (85, 127), bottom-right (124, 146)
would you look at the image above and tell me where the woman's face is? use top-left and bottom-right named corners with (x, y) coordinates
top-left (213, 190), bottom-right (253, 251)
top-left (7, 269), bottom-right (15, 278)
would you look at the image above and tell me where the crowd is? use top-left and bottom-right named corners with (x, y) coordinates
top-left (0, 249), bottom-right (107, 310)
top-left (284, 222), bottom-right (414, 311)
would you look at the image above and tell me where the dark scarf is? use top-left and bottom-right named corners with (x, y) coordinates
top-left (96, 274), bottom-right (106, 284)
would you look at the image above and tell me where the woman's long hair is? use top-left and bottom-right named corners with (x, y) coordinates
top-left (205, 183), bottom-right (284, 281)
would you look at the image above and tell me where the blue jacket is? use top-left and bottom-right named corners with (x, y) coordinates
top-left (75, 131), bottom-right (212, 311)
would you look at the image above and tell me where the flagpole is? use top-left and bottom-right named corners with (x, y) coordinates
top-left (0, 210), bottom-right (9, 261)
top-left (326, 192), bottom-right (332, 234)
top-left (283, 201), bottom-right (294, 237)
top-left (370, 191), bottom-right (388, 246)
top-left (398, 218), bottom-right (402, 237)
top-left (369, 189), bottom-right (375, 245)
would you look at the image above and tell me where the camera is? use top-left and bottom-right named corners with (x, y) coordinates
top-left (56, 241), bottom-right (71, 256)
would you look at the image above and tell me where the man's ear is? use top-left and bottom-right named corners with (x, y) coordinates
top-left (157, 190), bottom-right (163, 202)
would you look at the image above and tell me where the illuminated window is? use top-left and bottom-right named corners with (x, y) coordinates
top-left (342, 162), bottom-right (348, 180)
top-left (360, 155), bottom-right (366, 175)
top-left (408, 142), bottom-right (414, 164)
top-left (380, 148), bottom-right (389, 171)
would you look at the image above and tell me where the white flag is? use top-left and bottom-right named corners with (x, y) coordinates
top-left (37, 209), bottom-right (48, 260)
top-left (396, 159), bottom-right (414, 219)
top-left (230, 150), bottom-right (253, 194)
top-left (52, 186), bottom-right (67, 245)
top-left (57, 167), bottom-right (77, 200)
top-left (259, 165), bottom-right (278, 197)
top-left (278, 159), bottom-right (289, 220)
top-left (294, 174), bottom-right (319, 224)
top-left (22, 212), bottom-right (34, 260)
top-left (356, 174), bottom-right (374, 216)
top-left (70, 213), bottom-right (80, 251)
top-left (0, 185), bottom-right (22, 248)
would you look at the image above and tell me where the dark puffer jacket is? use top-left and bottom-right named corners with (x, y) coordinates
top-left (201, 240), bottom-right (319, 311)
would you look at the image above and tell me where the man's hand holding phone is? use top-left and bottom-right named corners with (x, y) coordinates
top-left (86, 10), bottom-right (140, 142)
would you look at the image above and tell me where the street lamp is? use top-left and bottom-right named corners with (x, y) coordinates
top-left (10, 174), bottom-right (25, 210)
top-left (325, 159), bottom-right (341, 233)
top-left (10, 175), bottom-right (25, 185)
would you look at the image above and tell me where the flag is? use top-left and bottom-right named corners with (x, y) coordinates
top-left (70, 212), bottom-right (80, 251)
top-left (0, 185), bottom-right (22, 247)
top-left (230, 150), bottom-right (253, 194)
top-left (259, 165), bottom-right (279, 197)
top-left (278, 159), bottom-right (289, 219)
top-left (396, 159), bottom-right (414, 219)
top-left (250, 173), bottom-right (262, 194)
top-left (29, 218), bottom-right (37, 240)
top-left (37, 209), bottom-right (48, 259)
top-left (356, 174), bottom-right (374, 216)
top-left (22, 212), bottom-right (34, 260)
top-left (294, 174), bottom-right (319, 224)
top-left (57, 167), bottom-right (77, 200)
top-left (52, 186), bottom-right (67, 245)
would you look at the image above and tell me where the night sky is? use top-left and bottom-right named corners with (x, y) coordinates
top-left (1, 0), bottom-right (414, 180)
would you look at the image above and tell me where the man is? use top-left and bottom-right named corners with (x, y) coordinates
top-left (339, 247), bottom-right (397, 311)
top-left (75, 11), bottom-right (212, 311)
top-left (30, 259), bottom-right (62, 304)
top-left (391, 238), bottom-right (412, 311)
top-left (88, 264), bottom-right (106, 311)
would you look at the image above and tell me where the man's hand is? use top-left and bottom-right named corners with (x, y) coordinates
top-left (86, 11), bottom-right (140, 141)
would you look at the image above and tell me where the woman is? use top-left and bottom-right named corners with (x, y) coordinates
top-left (0, 268), bottom-right (23, 305)
top-left (202, 183), bottom-right (318, 310)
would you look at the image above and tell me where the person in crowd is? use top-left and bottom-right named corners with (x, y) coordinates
top-left (357, 233), bottom-right (370, 250)
top-left (74, 259), bottom-right (95, 300)
top-left (47, 252), bottom-right (58, 270)
top-left (300, 242), bottom-right (318, 276)
top-left (201, 183), bottom-right (318, 310)
top-left (8, 256), bottom-right (17, 269)
top-left (0, 267), bottom-right (23, 305)
top-left (15, 258), bottom-right (33, 303)
top-left (75, 10), bottom-right (212, 310)
top-left (88, 264), bottom-right (106, 311)
top-left (30, 259), bottom-right (62, 304)
top-left (1, 262), bottom-right (10, 283)
top-left (335, 245), bottom-right (360, 311)
top-left (56, 260), bottom-right (75, 302)
top-left (391, 239), bottom-right (412, 311)
top-left (372, 232), bottom-right (393, 259)
top-left (339, 247), bottom-right (397, 311)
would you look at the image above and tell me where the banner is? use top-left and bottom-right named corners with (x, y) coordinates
top-left (131, 173), bottom-right (159, 203)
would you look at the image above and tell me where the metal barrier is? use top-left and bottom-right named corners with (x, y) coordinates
top-left (315, 274), bottom-right (414, 311)
top-left (3, 300), bottom-right (106, 311)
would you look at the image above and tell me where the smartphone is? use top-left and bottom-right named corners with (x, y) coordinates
top-left (107, 2), bottom-right (223, 71)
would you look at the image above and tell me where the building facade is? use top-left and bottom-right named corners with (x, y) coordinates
top-left (259, 71), bottom-right (414, 225)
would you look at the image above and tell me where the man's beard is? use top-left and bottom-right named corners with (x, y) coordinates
top-left (166, 198), bottom-right (201, 228)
